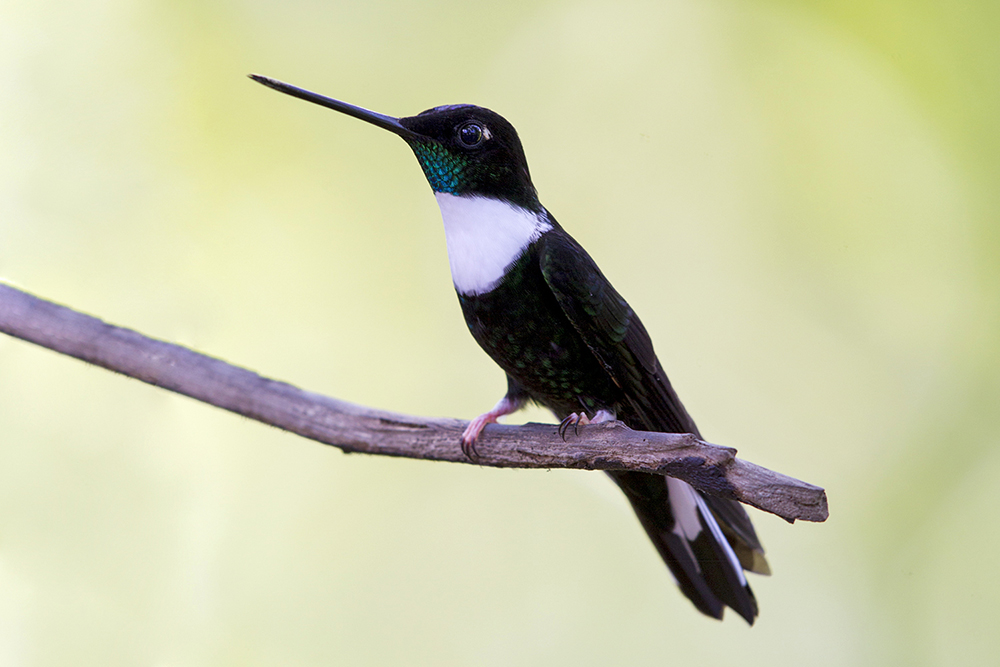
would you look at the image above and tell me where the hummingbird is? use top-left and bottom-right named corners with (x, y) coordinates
top-left (250, 74), bottom-right (770, 624)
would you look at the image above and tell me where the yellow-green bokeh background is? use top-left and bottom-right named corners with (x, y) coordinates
top-left (1, 0), bottom-right (997, 664)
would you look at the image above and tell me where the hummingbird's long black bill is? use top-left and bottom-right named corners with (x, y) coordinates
top-left (249, 74), bottom-right (421, 141)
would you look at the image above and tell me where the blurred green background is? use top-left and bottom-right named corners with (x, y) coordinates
top-left (1, 0), bottom-right (997, 664)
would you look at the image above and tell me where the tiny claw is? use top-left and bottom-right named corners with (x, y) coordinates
top-left (558, 415), bottom-right (573, 440)
top-left (558, 412), bottom-right (592, 440)
top-left (460, 435), bottom-right (480, 462)
top-left (461, 414), bottom-right (491, 462)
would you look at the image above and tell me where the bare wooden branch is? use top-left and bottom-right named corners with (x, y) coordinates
top-left (0, 283), bottom-right (828, 523)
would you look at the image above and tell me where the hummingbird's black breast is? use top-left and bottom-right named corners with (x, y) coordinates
top-left (457, 233), bottom-right (623, 417)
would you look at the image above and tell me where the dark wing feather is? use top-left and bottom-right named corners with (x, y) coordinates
top-left (536, 230), bottom-right (698, 434)
top-left (537, 229), bottom-right (769, 622)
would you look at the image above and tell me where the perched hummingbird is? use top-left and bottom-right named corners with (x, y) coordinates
top-left (251, 74), bottom-right (770, 624)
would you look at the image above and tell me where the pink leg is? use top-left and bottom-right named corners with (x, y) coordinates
top-left (461, 395), bottom-right (525, 460)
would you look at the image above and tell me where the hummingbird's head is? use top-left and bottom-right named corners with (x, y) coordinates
top-left (249, 75), bottom-right (540, 211)
top-left (398, 105), bottom-right (538, 210)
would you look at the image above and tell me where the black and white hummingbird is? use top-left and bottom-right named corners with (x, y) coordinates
top-left (251, 74), bottom-right (770, 624)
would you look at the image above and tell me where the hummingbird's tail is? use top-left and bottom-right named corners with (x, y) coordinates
top-left (608, 470), bottom-right (767, 625)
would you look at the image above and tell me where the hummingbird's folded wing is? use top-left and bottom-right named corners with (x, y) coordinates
top-left (537, 228), bottom-right (697, 436)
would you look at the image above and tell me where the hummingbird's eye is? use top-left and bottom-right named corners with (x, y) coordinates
top-left (457, 122), bottom-right (486, 148)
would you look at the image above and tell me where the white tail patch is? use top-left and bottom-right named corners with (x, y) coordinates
top-left (434, 193), bottom-right (552, 295)
top-left (693, 492), bottom-right (747, 586)
top-left (667, 477), bottom-right (746, 586)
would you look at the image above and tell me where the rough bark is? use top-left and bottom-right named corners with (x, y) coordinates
top-left (0, 283), bottom-right (828, 522)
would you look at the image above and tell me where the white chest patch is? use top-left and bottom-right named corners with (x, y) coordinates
top-left (434, 192), bottom-right (552, 295)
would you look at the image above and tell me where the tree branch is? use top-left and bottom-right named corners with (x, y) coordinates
top-left (0, 283), bottom-right (828, 523)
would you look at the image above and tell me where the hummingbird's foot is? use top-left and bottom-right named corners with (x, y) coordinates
top-left (558, 412), bottom-right (591, 440)
top-left (558, 409), bottom-right (616, 440)
top-left (461, 394), bottom-right (525, 462)
top-left (461, 417), bottom-right (491, 461)
top-left (460, 432), bottom-right (481, 462)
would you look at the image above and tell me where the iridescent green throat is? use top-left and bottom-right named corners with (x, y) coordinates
top-left (406, 140), bottom-right (472, 194)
